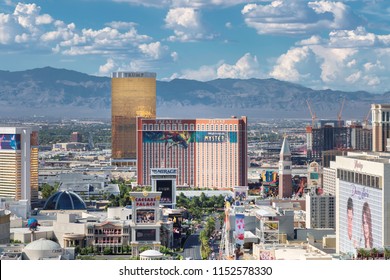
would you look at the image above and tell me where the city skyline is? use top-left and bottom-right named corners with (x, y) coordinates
top-left (0, 0), bottom-right (389, 94)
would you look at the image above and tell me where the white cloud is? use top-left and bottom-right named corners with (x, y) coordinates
top-left (164, 7), bottom-right (215, 42)
top-left (225, 22), bottom-right (232, 29)
top-left (98, 58), bottom-right (116, 76)
top-left (170, 53), bottom-right (262, 81)
top-left (36, 14), bottom-right (53, 25)
top-left (241, 0), bottom-right (363, 35)
top-left (270, 47), bottom-right (310, 82)
top-left (113, 0), bottom-right (250, 8)
top-left (345, 71), bottom-right (361, 83)
top-left (139, 41), bottom-right (168, 59)
top-left (171, 51), bottom-right (179, 61)
top-left (217, 53), bottom-right (261, 79)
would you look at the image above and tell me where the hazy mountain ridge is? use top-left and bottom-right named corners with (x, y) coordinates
top-left (0, 67), bottom-right (387, 119)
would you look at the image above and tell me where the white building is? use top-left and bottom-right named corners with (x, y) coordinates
top-left (335, 151), bottom-right (390, 256)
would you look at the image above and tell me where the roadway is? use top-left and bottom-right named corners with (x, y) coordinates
top-left (182, 229), bottom-right (202, 260)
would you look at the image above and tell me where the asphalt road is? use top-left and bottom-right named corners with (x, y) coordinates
top-left (182, 230), bottom-right (202, 260)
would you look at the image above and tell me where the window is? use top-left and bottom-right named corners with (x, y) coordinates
top-left (155, 124), bottom-right (159, 130)
top-left (172, 124), bottom-right (176, 130)
top-left (184, 124), bottom-right (188, 130)
top-left (143, 124), bottom-right (147, 131)
top-left (190, 124), bottom-right (194, 130)
top-left (166, 124), bottom-right (171, 131)
top-left (178, 124), bottom-right (182, 130)
top-left (149, 124), bottom-right (153, 130)
top-left (161, 124), bottom-right (165, 130)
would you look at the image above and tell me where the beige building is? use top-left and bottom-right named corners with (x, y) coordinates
top-left (0, 127), bottom-right (39, 207)
top-left (371, 104), bottom-right (390, 152)
top-left (111, 72), bottom-right (156, 166)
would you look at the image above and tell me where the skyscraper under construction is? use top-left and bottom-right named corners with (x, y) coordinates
top-left (111, 72), bottom-right (156, 166)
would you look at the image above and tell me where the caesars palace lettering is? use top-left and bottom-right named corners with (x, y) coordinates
top-left (135, 197), bottom-right (156, 207)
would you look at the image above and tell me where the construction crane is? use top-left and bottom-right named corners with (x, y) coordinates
top-left (363, 108), bottom-right (371, 128)
top-left (337, 97), bottom-right (346, 127)
top-left (306, 99), bottom-right (317, 128)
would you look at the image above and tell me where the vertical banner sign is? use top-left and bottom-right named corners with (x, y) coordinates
top-left (235, 213), bottom-right (245, 246)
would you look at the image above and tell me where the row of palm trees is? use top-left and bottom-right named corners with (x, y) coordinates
top-left (356, 247), bottom-right (390, 260)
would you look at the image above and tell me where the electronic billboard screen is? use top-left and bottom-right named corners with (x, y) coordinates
top-left (156, 180), bottom-right (173, 204)
top-left (136, 209), bottom-right (155, 224)
top-left (136, 229), bottom-right (156, 242)
top-left (339, 181), bottom-right (382, 255)
top-left (0, 134), bottom-right (21, 150)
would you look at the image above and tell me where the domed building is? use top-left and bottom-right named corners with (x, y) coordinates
top-left (43, 190), bottom-right (86, 210)
top-left (22, 238), bottom-right (63, 260)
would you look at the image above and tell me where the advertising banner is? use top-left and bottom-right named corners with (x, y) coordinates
top-left (0, 134), bottom-right (21, 150)
top-left (339, 181), bottom-right (382, 255)
top-left (234, 213), bottom-right (245, 246)
top-left (195, 132), bottom-right (237, 143)
top-left (143, 131), bottom-right (195, 149)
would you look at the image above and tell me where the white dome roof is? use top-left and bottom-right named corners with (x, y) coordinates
top-left (24, 238), bottom-right (61, 251)
top-left (140, 250), bottom-right (163, 257)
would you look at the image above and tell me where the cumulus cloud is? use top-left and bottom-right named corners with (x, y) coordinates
top-left (241, 0), bottom-right (363, 35)
top-left (165, 7), bottom-right (211, 42)
top-left (217, 53), bottom-right (261, 79)
top-left (170, 53), bottom-right (262, 81)
top-left (272, 26), bottom-right (390, 92)
top-left (139, 41), bottom-right (168, 59)
top-left (270, 47), bottom-right (310, 82)
top-left (113, 0), bottom-right (250, 8)
top-left (98, 58), bottom-right (117, 76)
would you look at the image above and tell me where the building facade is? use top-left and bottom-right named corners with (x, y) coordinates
top-left (371, 104), bottom-right (390, 152)
top-left (137, 116), bottom-right (248, 189)
top-left (111, 72), bottom-right (156, 166)
top-left (0, 127), bottom-right (39, 206)
top-left (305, 193), bottom-right (335, 229)
top-left (335, 151), bottom-right (390, 256)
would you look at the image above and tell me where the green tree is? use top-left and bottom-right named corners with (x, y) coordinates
top-left (103, 247), bottom-right (112, 255)
top-left (41, 183), bottom-right (59, 199)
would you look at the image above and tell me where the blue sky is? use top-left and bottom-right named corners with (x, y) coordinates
top-left (0, 0), bottom-right (390, 93)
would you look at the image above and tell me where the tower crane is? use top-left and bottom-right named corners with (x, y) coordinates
top-left (306, 99), bottom-right (317, 128)
top-left (363, 108), bottom-right (371, 128)
top-left (337, 97), bottom-right (346, 127)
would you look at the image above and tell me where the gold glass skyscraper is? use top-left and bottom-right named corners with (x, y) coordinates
top-left (111, 72), bottom-right (156, 165)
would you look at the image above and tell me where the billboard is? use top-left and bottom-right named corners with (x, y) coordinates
top-left (0, 134), bottom-right (21, 150)
top-left (156, 180), bottom-right (173, 204)
top-left (196, 131), bottom-right (237, 143)
top-left (136, 209), bottom-right (155, 224)
top-left (143, 131), bottom-right (195, 149)
top-left (339, 181), bottom-right (382, 255)
top-left (136, 229), bottom-right (156, 242)
top-left (234, 213), bottom-right (245, 246)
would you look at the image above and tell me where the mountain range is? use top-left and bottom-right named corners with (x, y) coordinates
top-left (1, 67), bottom-right (388, 121)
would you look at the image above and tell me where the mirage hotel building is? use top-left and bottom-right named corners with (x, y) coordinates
top-left (137, 116), bottom-right (247, 189)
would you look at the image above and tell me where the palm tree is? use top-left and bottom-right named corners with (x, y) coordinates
top-left (370, 248), bottom-right (378, 260)
top-left (384, 248), bottom-right (390, 260)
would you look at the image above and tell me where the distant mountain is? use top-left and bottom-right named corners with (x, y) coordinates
top-left (0, 67), bottom-right (387, 120)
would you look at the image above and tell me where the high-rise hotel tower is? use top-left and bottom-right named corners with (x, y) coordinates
top-left (0, 126), bottom-right (39, 204)
top-left (371, 104), bottom-right (390, 152)
top-left (137, 116), bottom-right (248, 189)
top-left (111, 72), bottom-right (156, 166)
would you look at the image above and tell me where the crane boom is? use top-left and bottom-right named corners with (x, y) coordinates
top-left (338, 97), bottom-right (345, 127)
top-left (306, 99), bottom-right (317, 127)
